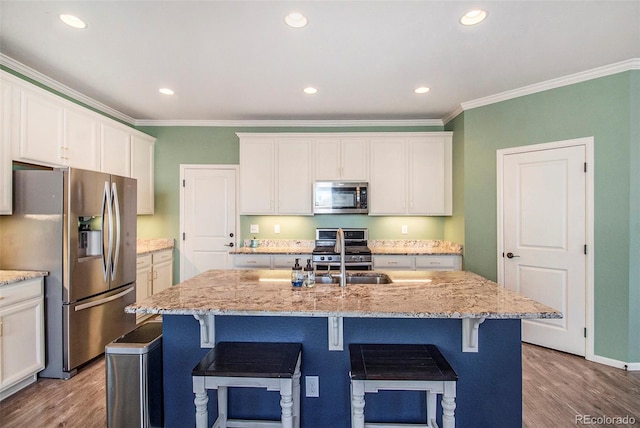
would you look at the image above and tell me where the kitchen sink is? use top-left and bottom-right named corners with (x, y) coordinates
top-left (315, 273), bottom-right (392, 285)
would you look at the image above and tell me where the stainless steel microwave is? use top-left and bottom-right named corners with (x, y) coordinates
top-left (313, 181), bottom-right (368, 214)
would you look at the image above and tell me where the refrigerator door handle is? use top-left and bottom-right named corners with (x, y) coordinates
top-left (74, 286), bottom-right (135, 312)
top-left (101, 181), bottom-right (110, 281)
top-left (111, 182), bottom-right (121, 280)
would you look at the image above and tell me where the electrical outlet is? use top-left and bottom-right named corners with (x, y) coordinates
top-left (305, 376), bottom-right (319, 397)
top-left (401, 225), bottom-right (408, 234)
top-left (274, 224), bottom-right (280, 234)
top-left (250, 224), bottom-right (259, 234)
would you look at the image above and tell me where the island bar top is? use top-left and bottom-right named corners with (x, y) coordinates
top-left (126, 269), bottom-right (561, 320)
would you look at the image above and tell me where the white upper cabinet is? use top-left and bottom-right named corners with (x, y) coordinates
top-left (131, 134), bottom-right (155, 214)
top-left (239, 132), bottom-right (452, 217)
top-left (0, 71), bottom-right (155, 215)
top-left (239, 137), bottom-right (276, 214)
top-left (369, 137), bottom-right (407, 215)
top-left (65, 108), bottom-right (100, 170)
top-left (314, 138), bottom-right (368, 181)
top-left (277, 138), bottom-right (313, 214)
top-left (238, 135), bottom-right (313, 215)
top-left (369, 133), bottom-right (452, 216)
top-left (100, 123), bottom-right (131, 177)
top-left (1, 78), bottom-right (12, 214)
top-left (15, 84), bottom-right (64, 166)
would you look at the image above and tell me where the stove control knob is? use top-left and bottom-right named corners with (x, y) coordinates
top-left (327, 256), bottom-right (333, 261)
top-left (320, 256), bottom-right (325, 261)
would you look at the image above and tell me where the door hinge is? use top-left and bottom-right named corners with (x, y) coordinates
top-left (584, 245), bottom-right (588, 255)
top-left (183, 179), bottom-right (186, 187)
top-left (584, 327), bottom-right (587, 338)
top-left (584, 162), bottom-right (587, 173)
top-left (182, 232), bottom-right (186, 241)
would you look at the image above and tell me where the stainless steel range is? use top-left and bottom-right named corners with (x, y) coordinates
top-left (312, 228), bottom-right (372, 271)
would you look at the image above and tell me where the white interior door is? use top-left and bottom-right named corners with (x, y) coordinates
top-left (501, 144), bottom-right (587, 356)
top-left (180, 166), bottom-right (237, 281)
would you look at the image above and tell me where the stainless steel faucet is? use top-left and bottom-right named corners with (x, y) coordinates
top-left (333, 228), bottom-right (347, 287)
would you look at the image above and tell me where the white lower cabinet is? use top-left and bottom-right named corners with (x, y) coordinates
top-left (0, 277), bottom-right (45, 400)
top-left (136, 250), bottom-right (173, 321)
top-left (373, 255), bottom-right (461, 271)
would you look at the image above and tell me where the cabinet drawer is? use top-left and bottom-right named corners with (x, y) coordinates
top-left (0, 278), bottom-right (43, 307)
top-left (136, 254), bottom-right (152, 269)
top-left (415, 256), bottom-right (460, 271)
top-left (152, 249), bottom-right (173, 264)
top-left (233, 255), bottom-right (271, 269)
top-left (272, 255), bottom-right (307, 269)
top-left (373, 256), bottom-right (414, 270)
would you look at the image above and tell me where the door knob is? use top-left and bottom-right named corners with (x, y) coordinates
top-left (506, 252), bottom-right (520, 259)
top-left (224, 242), bottom-right (234, 247)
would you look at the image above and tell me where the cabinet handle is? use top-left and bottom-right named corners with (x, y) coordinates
top-left (153, 271), bottom-right (158, 280)
top-left (388, 261), bottom-right (398, 265)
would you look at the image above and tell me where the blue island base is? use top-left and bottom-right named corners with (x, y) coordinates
top-left (162, 315), bottom-right (522, 428)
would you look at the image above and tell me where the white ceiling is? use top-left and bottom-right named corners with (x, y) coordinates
top-left (1, 1), bottom-right (639, 123)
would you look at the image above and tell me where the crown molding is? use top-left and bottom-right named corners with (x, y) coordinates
top-left (459, 58), bottom-right (640, 114)
top-left (134, 118), bottom-right (443, 127)
top-left (0, 53), bottom-right (136, 125)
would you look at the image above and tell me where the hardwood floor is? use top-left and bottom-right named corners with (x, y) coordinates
top-left (0, 344), bottom-right (638, 427)
top-left (523, 344), bottom-right (640, 428)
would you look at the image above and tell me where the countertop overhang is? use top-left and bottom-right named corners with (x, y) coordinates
top-left (126, 269), bottom-right (560, 320)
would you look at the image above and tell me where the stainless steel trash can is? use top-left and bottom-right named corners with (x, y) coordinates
top-left (106, 321), bottom-right (163, 428)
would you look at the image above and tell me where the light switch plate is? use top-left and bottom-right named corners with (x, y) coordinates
top-left (250, 224), bottom-right (259, 234)
top-left (274, 224), bottom-right (280, 234)
top-left (401, 225), bottom-right (408, 234)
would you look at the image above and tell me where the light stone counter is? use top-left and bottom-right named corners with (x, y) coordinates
top-left (126, 269), bottom-right (560, 320)
top-left (232, 239), bottom-right (314, 255)
top-left (370, 239), bottom-right (462, 255)
top-left (137, 238), bottom-right (175, 256)
top-left (0, 270), bottom-right (48, 286)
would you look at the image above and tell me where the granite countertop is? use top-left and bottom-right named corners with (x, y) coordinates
top-left (126, 269), bottom-right (560, 320)
top-left (232, 239), bottom-right (314, 255)
top-left (0, 270), bottom-right (48, 286)
top-left (137, 238), bottom-right (175, 256)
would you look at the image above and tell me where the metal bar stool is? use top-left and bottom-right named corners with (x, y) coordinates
top-left (192, 342), bottom-right (302, 428)
top-left (349, 344), bottom-right (458, 428)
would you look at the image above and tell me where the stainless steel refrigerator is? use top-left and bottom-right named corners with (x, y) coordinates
top-left (0, 167), bottom-right (137, 379)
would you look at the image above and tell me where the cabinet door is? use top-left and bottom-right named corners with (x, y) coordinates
top-left (239, 139), bottom-right (276, 214)
top-left (0, 78), bottom-right (12, 214)
top-left (152, 260), bottom-right (173, 294)
top-left (65, 108), bottom-right (100, 170)
top-left (131, 135), bottom-right (155, 214)
top-left (277, 139), bottom-right (313, 214)
top-left (0, 297), bottom-right (45, 390)
top-left (313, 138), bottom-right (341, 180)
top-left (369, 139), bottom-right (407, 215)
top-left (341, 138), bottom-right (369, 181)
top-left (16, 86), bottom-right (64, 166)
top-left (233, 254), bottom-right (271, 269)
top-left (135, 255), bottom-right (152, 303)
top-left (415, 255), bottom-right (461, 271)
top-left (101, 124), bottom-right (131, 176)
top-left (408, 137), bottom-right (451, 215)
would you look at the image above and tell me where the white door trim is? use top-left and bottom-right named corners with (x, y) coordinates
top-left (179, 164), bottom-right (239, 281)
top-left (496, 137), bottom-right (594, 361)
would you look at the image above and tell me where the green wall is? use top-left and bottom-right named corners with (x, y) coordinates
top-left (450, 70), bottom-right (639, 363)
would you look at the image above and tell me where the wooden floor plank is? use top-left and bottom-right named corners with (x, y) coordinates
top-left (0, 344), bottom-right (638, 427)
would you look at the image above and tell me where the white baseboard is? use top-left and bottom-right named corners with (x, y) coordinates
top-left (587, 354), bottom-right (640, 371)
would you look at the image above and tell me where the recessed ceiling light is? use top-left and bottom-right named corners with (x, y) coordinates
top-left (285, 12), bottom-right (308, 28)
top-left (59, 14), bottom-right (87, 29)
top-left (414, 87), bottom-right (430, 94)
top-left (460, 9), bottom-right (487, 26)
top-left (159, 88), bottom-right (174, 95)
top-left (303, 87), bottom-right (318, 95)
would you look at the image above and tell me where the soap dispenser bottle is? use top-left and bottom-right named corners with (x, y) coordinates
top-left (291, 258), bottom-right (303, 287)
top-left (304, 259), bottom-right (315, 288)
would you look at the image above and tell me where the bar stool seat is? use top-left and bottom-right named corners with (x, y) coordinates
top-left (192, 342), bottom-right (302, 428)
top-left (349, 344), bottom-right (458, 428)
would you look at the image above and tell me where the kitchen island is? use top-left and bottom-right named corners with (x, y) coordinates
top-left (127, 269), bottom-right (560, 428)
